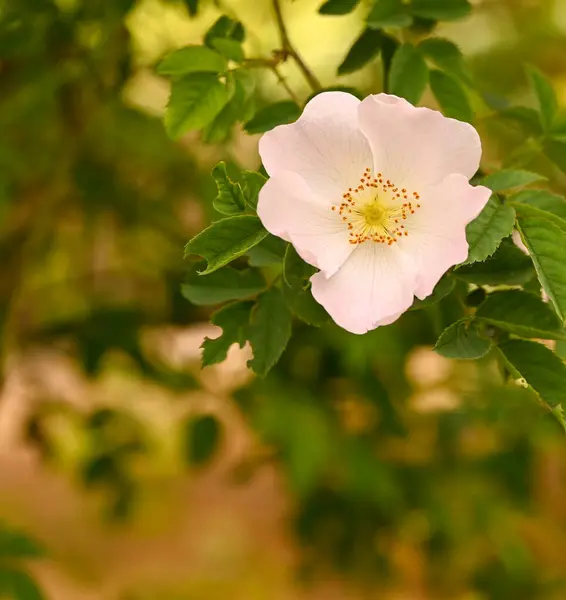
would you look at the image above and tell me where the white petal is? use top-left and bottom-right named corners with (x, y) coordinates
top-left (259, 91), bottom-right (373, 201)
top-left (310, 242), bottom-right (417, 334)
top-left (399, 174), bottom-right (492, 299)
top-left (358, 93), bottom-right (482, 189)
top-left (257, 170), bottom-right (354, 276)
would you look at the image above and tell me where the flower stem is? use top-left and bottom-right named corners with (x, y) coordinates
top-left (271, 0), bottom-right (322, 94)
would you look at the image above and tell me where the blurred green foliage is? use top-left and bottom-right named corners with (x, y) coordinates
top-left (2, 1), bottom-right (566, 599)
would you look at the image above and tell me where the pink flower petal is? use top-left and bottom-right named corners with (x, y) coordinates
top-left (257, 170), bottom-right (355, 276)
top-left (310, 243), bottom-right (417, 334)
top-left (259, 92), bottom-right (373, 201)
top-left (399, 174), bottom-right (491, 299)
top-left (358, 94), bottom-right (482, 190)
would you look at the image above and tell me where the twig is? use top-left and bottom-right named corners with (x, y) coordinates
top-left (272, 65), bottom-right (301, 103)
top-left (271, 0), bottom-right (322, 93)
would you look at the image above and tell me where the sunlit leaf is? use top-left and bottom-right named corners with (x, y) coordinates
top-left (481, 169), bottom-right (547, 193)
top-left (464, 195), bottom-right (515, 264)
top-left (476, 290), bottom-right (566, 340)
top-left (211, 162), bottom-right (245, 216)
top-left (516, 216), bottom-right (566, 322)
top-left (510, 189), bottom-right (566, 220)
top-left (367, 0), bottom-right (412, 28)
top-left (184, 215), bottom-right (268, 274)
top-left (157, 45), bottom-right (226, 76)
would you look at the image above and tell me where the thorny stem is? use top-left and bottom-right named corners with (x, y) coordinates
top-left (271, 0), bottom-right (322, 93)
top-left (241, 58), bottom-right (301, 103)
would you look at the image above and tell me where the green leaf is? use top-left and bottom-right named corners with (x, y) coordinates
top-left (367, 0), bottom-right (412, 28)
top-left (338, 29), bottom-right (383, 76)
top-left (410, 0), bottom-right (471, 21)
top-left (165, 73), bottom-right (234, 139)
top-left (202, 70), bottom-right (255, 143)
top-left (545, 139), bottom-right (566, 174)
top-left (319, 0), bottom-right (360, 15)
top-left (498, 339), bottom-right (566, 429)
top-left (184, 215), bottom-right (268, 274)
top-left (455, 238), bottom-right (535, 285)
top-left (0, 528), bottom-right (43, 559)
top-left (185, 415), bottom-right (222, 466)
top-left (481, 169), bottom-right (547, 193)
top-left (429, 69), bottom-right (473, 122)
top-left (240, 170), bottom-right (267, 211)
top-left (211, 162), bottom-right (245, 215)
top-left (527, 65), bottom-right (558, 131)
top-left (247, 235), bottom-right (287, 267)
top-left (157, 45), bottom-right (226, 76)
top-left (247, 287), bottom-right (293, 376)
top-left (0, 569), bottom-right (46, 600)
top-left (181, 266), bottom-right (266, 306)
top-left (244, 101), bottom-right (301, 135)
top-left (410, 276), bottom-right (456, 310)
top-left (204, 16), bottom-right (245, 47)
top-left (283, 246), bottom-right (328, 326)
top-left (516, 216), bottom-right (566, 322)
top-left (388, 43), bottom-right (428, 104)
top-left (510, 190), bottom-right (566, 221)
top-left (464, 195), bottom-right (515, 264)
top-left (476, 290), bottom-right (566, 340)
top-left (182, 0), bottom-right (198, 16)
top-left (210, 38), bottom-right (244, 63)
top-left (434, 318), bottom-right (492, 359)
top-left (201, 301), bottom-right (254, 367)
top-left (511, 202), bottom-right (566, 234)
top-left (499, 106), bottom-right (544, 136)
top-left (418, 38), bottom-right (471, 84)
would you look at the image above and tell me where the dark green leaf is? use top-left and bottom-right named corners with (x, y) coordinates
top-left (202, 70), bottom-right (255, 143)
top-left (0, 569), bottom-right (46, 600)
top-left (244, 101), bottom-right (301, 134)
top-left (545, 139), bottom-right (566, 174)
top-left (527, 65), bottom-right (558, 131)
top-left (247, 287), bottom-right (293, 376)
top-left (184, 215), bottom-right (268, 274)
top-left (367, 0), bottom-right (412, 29)
top-left (185, 415), bottom-right (222, 466)
top-left (429, 69), bottom-right (473, 122)
top-left (464, 195), bottom-right (515, 264)
top-left (181, 266), bottom-right (266, 306)
top-left (338, 29), bottom-right (383, 76)
top-left (389, 43), bottom-right (428, 104)
top-left (157, 45), bottom-right (226, 76)
top-left (319, 0), bottom-right (361, 15)
top-left (511, 202), bottom-right (566, 234)
top-left (165, 73), bottom-right (234, 139)
top-left (283, 246), bottom-right (328, 326)
top-left (499, 106), bottom-right (543, 136)
top-left (410, 276), bottom-right (455, 310)
top-left (182, 0), bottom-right (198, 16)
top-left (0, 528), bottom-right (43, 559)
top-left (516, 216), bottom-right (566, 322)
top-left (434, 318), bottom-right (492, 359)
top-left (510, 190), bottom-right (566, 220)
top-left (418, 37), bottom-right (471, 84)
top-left (240, 170), bottom-right (267, 211)
top-left (210, 38), bottom-right (244, 62)
top-left (476, 290), bottom-right (566, 340)
top-left (381, 34), bottom-right (400, 91)
top-left (211, 161), bottom-right (245, 215)
top-left (499, 340), bottom-right (566, 429)
top-left (247, 235), bottom-right (287, 267)
top-left (410, 0), bottom-right (471, 21)
top-left (455, 238), bottom-right (535, 285)
top-left (481, 169), bottom-right (547, 193)
top-left (204, 16), bottom-right (245, 47)
top-left (201, 301), bottom-right (254, 367)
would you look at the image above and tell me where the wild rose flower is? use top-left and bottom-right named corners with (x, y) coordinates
top-left (257, 92), bottom-right (491, 334)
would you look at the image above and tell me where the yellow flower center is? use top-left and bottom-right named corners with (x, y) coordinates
top-left (330, 166), bottom-right (422, 246)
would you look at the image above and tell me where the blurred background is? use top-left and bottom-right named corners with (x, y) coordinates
top-left (2, 0), bottom-right (566, 598)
